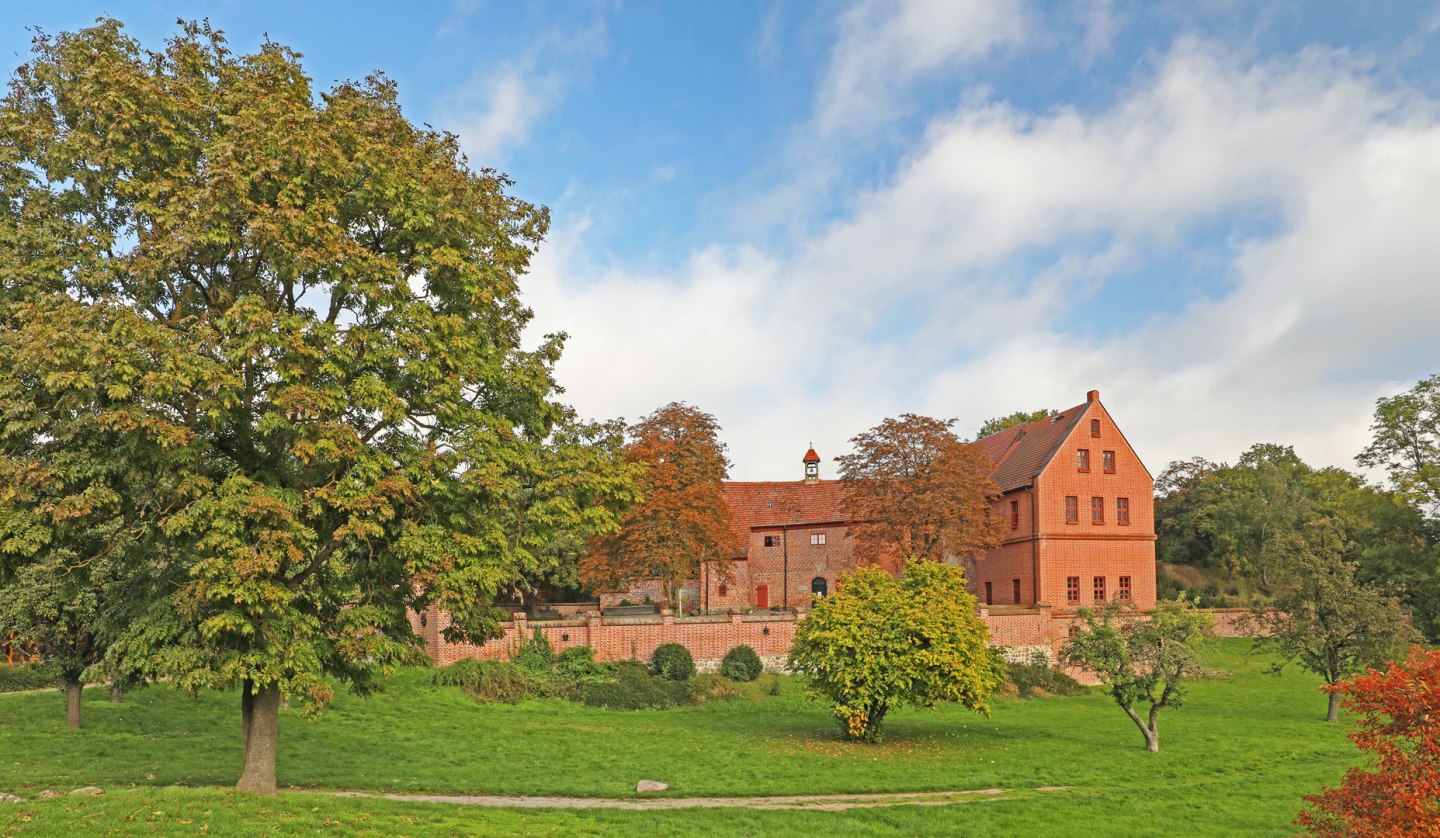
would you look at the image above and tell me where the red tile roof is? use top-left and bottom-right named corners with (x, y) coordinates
top-left (973, 401), bottom-right (1089, 492)
top-left (723, 394), bottom-right (1096, 548)
top-left (723, 480), bottom-right (848, 549)
top-left (802, 447), bottom-right (820, 463)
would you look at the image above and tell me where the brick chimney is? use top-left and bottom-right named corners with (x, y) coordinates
top-left (802, 446), bottom-right (821, 484)
top-left (1087, 389), bottom-right (1100, 403)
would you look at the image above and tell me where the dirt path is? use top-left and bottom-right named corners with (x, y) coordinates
top-left (325, 786), bottom-right (1068, 812)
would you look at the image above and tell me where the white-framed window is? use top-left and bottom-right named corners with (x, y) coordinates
top-left (810, 533), bottom-right (826, 546)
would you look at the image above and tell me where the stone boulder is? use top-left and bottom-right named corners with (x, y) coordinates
top-left (0, 792), bottom-right (24, 804)
top-left (71, 786), bottom-right (104, 797)
top-left (636, 780), bottom-right (669, 792)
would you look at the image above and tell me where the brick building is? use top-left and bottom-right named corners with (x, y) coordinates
top-left (612, 389), bottom-right (1156, 615)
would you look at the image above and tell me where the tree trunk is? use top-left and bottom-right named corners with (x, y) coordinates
top-left (110, 686), bottom-right (123, 703)
top-left (236, 684), bottom-right (280, 795)
top-left (241, 679), bottom-right (254, 766)
top-left (65, 680), bottom-right (82, 729)
top-left (1122, 705), bottom-right (1160, 752)
top-left (1326, 690), bottom-right (1339, 723)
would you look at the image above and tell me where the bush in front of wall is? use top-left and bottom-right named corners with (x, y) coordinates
top-left (579, 665), bottom-right (690, 710)
top-left (650, 643), bottom-right (696, 681)
top-left (0, 662), bottom-right (62, 693)
top-left (720, 645), bottom-right (763, 682)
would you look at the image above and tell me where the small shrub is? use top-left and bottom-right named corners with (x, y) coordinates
top-left (690, 673), bottom-right (744, 704)
top-left (513, 627), bottom-right (555, 672)
top-left (766, 673), bottom-right (783, 696)
top-left (428, 660), bottom-right (534, 703)
top-left (650, 643), bottom-right (695, 681)
top-left (720, 645), bottom-right (763, 682)
top-left (579, 667), bottom-right (689, 710)
top-left (1005, 661), bottom-right (1088, 699)
top-left (0, 663), bottom-right (61, 693)
top-left (556, 646), bottom-right (608, 679)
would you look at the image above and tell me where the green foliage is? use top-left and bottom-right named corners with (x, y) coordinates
top-left (555, 645), bottom-right (607, 678)
top-left (787, 559), bottom-right (1006, 742)
top-left (1061, 597), bottom-right (1214, 752)
top-left (719, 645), bottom-right (763, 682)
top-left (513, 628), bottom-right (556, 672)
top-left (578, 665), bottom-right (690, 710)
top-left (1249, 520), bottom-right (1421, 719)
top-left (650, 643), bottom-right (696, 682)
top-left (0, 662), bottom-right (61, 692)
top-left (428, 660), bottom-right (537, 704)
top-left (1005, 661), bottom-right (1088, 698)
top-left (1358, 373), bottom-right (1440, 518)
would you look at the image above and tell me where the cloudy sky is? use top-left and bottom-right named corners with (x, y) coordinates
top-left (6, 2), bottom-right (1440, 480)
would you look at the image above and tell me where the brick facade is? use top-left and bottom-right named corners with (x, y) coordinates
top-left (602, 390), bottom-right (1157, 625)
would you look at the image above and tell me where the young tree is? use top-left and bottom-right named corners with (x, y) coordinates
top-left (0, 21), bottom-right (636, 794)
top-left (0, 559), bottom-right (104, 727)
top-left (581, 403), bottom-right (733, 605)
top-left (1358, 373), bottom-right (1440, 518)
top-left (837, 414), bottom-right (1006, 564)
top-left (787, 560), bottom-right (1006, 742)
top-left (1249, 521), bottom-right (1420, 721)
top-left (974, 408), bottom-right (1054, 439)
top-left (1296, 648), bottom-right (1440, 837)
top-left (1061, 597), bottom-right (1215, 752)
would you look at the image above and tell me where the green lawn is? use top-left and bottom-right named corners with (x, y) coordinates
top-left (0, 639), bottom-right (1357, 836)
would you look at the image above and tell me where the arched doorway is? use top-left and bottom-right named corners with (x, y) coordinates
top-left (811, 577), bottom-right (828, 598)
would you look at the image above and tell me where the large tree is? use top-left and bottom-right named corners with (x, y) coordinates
top-left (837, 414), bottom-right (1006, 565)
top-left (787, 560), bottom-right (1006, 742)
top-left (0, 20), bottom-right (636, 794)
top-left (581, 402), bottom-right (733, 606)
top-left (1248, 521), bottom-right (1420, 722)
top-left (1061, 597), bottom-right (1214, 753)
top-left (1358, 373), bottom-right (1440, 518)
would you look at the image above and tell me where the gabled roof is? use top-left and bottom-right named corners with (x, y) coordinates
top-left (723, 480), bottom-right (847, 547)
top-left (973, 401), bottom-right (1090, 492)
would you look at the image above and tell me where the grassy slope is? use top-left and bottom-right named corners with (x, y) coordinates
top-left (0, 639), bottom-right (1355, 836)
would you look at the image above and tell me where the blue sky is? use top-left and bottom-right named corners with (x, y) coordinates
top-left (6, 2), bottom-right (1440, 480)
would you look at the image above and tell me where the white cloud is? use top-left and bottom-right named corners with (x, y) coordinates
top-left (524, 26), bottom-right (1440, 482)
top-left (437, 18), bottom-right (607, 164)
top-left (816, 0), bottom-right (1033, 136)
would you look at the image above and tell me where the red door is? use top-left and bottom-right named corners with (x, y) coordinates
top-left (755, 585), bottom-right (769, 609)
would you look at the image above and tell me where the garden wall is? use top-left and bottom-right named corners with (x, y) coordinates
top-left (408, 603), bottom-right (1155, 672)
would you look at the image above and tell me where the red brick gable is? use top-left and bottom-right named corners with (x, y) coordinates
top-left (722, 480), bottom-right (848, 547)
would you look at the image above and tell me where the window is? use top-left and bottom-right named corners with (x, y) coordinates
top-left (1012, 578), bottom-right (1022, 604)
top-left (718, 584), bottom-right (728, 597)
top-left (1077, 449), bottom-right (1090, 472)
top-left (1102, 450), bottom-right (1115, 473)
top-left (1009, 500), bottom-right (1020, 529)
top-left (810, 532), bottom-right (826, 546)
top-left (1065, 495), bottom-right (1079, 524)
top-left (1090, 418), bottom-right (1101, 437)
top-left (811, 577), bottom-right (828, 597)
top-left (984, 581), bottom-right (993, 605)
top-left (1068, 624), bottom-right (1082, 638)
top-left (1117, 497), bottom-right (1130, 525)
top-left (1091, 496), bottom-right (1104, 524)
top-left (1094, 576), bottom-right (1106, 602)
top-left (764, 535), bottom-right (781, 547)
top-left (1118, 576), bottom-right (1132, 601)
top-left (1066, 576), bottom-right (1080, 603)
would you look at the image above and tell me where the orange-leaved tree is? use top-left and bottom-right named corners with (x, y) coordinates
top-left (1297, 647), bottom-right (1440, 836)
top-left (837, 414), bottom-right (1006, 564)
top-left (582, 403), bottom-right (734, 605)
